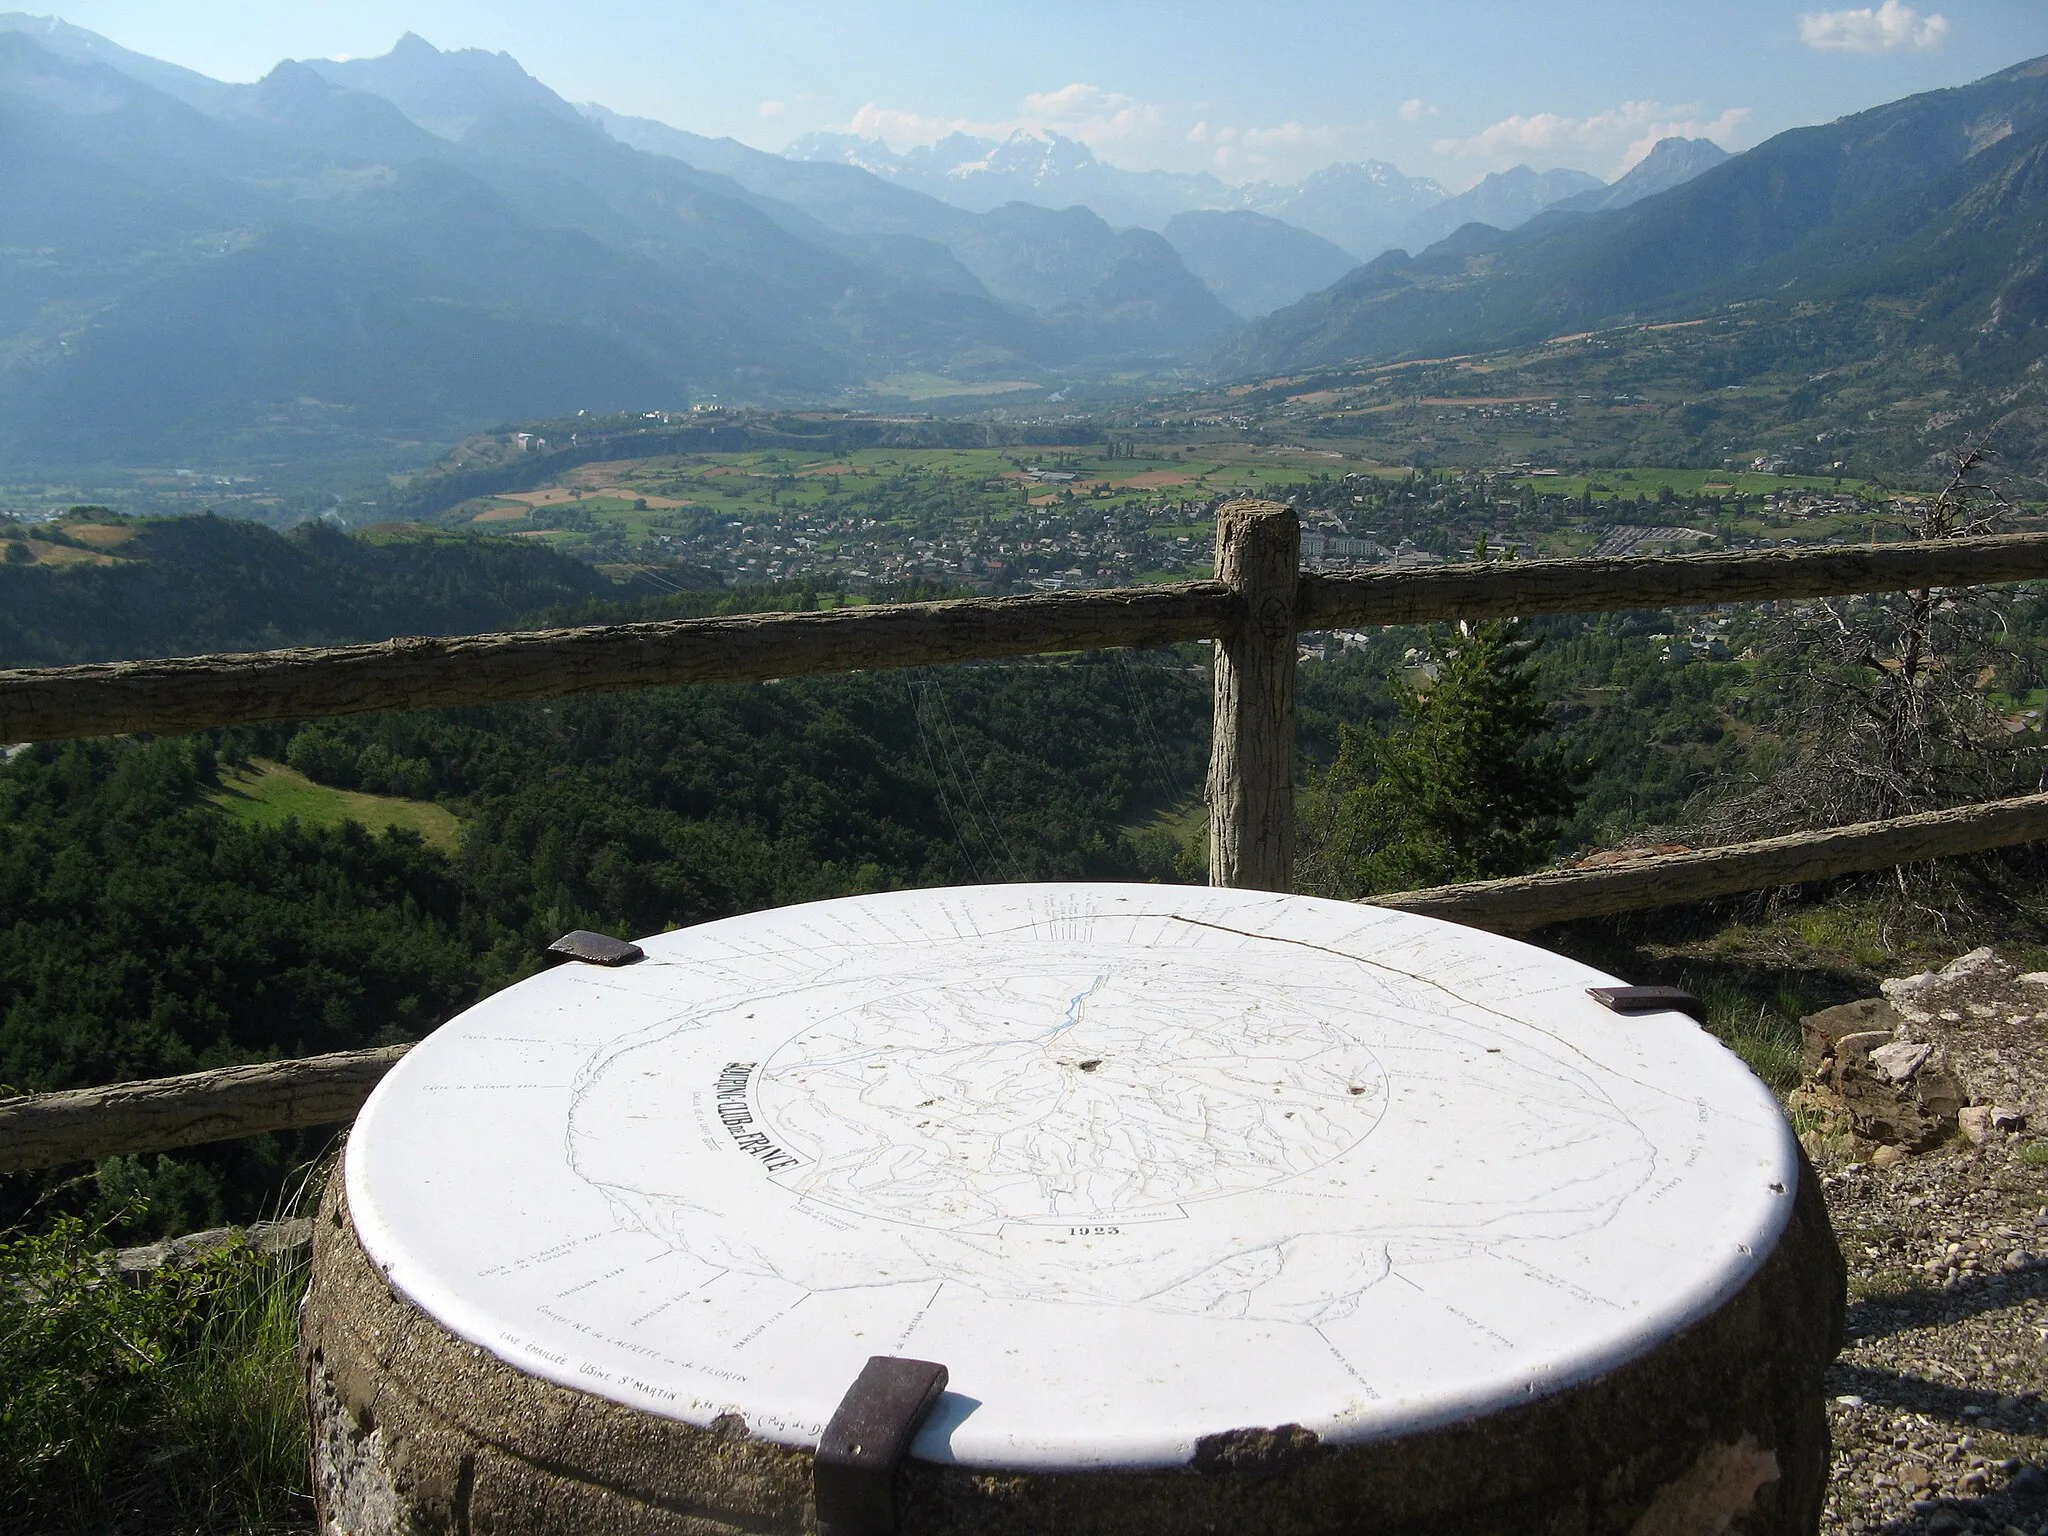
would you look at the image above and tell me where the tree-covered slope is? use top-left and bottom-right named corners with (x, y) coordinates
top-left (0, 515), bottom-right (616, 666)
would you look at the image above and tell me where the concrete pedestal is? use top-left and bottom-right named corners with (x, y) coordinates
top-left (306, 1159), bottom-right (1841, 1536)
top-left (306, 887), bottom-right (1846, 1536)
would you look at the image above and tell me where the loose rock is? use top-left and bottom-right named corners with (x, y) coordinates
top-left (1812, 948), bottom-right (2048, 1536)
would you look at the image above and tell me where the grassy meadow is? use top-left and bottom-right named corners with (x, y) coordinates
top-left (212, 760), bottom-right (462, 855)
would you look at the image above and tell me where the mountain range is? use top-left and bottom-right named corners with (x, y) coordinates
top-left (1216, 55), bottom-right (2048, 381)
top-left (0, 20), bottom-right (1247, 465)
top-left (0, 14), bottom-right (1687, 468)
top-left (4, 11), bottom-right (2035, 476)
top-left (785, 128), bottom-right (1642, 260)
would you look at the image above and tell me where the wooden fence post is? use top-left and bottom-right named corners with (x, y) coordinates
top-left (1208, 500), bottom-right (1299, 891)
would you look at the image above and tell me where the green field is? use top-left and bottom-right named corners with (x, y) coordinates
top-left (437, 440), bottom-right (1349, 548)
top-left (212, 760), bottom-right (463, 853)
top-left (1500, 466), bottom-right (1874, 499)
top-left (390, 418), bottom-right (2036, 598)
top-left (437, 439), bottom-right (1894, 555)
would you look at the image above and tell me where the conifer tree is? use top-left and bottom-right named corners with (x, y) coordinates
top-left (1300, 619), bottom-right (1581, 898)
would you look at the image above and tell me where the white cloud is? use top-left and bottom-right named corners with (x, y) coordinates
top-left (844, 102), bottom-right (982, 146)
top-left (757, 99), bottom-right (786, 118)
top-left (834, 83), bottom-right (1332, 178)
top-left (1799, 1), bottom-right (1949, 53)
top-left (1399, 98), bottom-right (1438, 123)
top-left (1242, 122), bottom-right (1319, 147)
top-left (1020, 81), bottom-right (1162, 145)
top-left (841, 82), bottom-right (1161, 154)
top-left (1436, 100), bottom-right (1750, 179)
top-left (1185, 117), bottom-right (1332, 170)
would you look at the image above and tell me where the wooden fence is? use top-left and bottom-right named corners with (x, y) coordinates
top-left (6, 506), bottom-right (2048, 1170)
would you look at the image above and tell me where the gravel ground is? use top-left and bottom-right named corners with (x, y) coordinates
top-left (1816, 1136), bottom-right (2048, 1535)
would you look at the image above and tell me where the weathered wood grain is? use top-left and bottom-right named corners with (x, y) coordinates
top-left (1208, 502), bottom-right (1298, 891)
top-left (1298, 531), bottom-right (2048, 631)
top-left (0, 1046), bottom-right (410, 1173)
top-left (6, 535), bottom-right (2048, 746)
top-left (0, 585), bottom-right (1239, 744)
top-left (1367, 793), bottom-right (2048, 933)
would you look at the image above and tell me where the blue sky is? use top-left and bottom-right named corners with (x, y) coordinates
top-left (40, 1), bottom-right (2048, 187)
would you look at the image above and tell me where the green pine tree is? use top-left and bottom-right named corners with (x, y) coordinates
top-left (1300, 619), bottom-right (1582, 898)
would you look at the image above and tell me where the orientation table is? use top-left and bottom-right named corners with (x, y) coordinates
top-left (305, 884), bottom-right (1843, 1536)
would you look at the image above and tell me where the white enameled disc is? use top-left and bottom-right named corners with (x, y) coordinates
top-left (346, 884), bottom-right (1797, 1471)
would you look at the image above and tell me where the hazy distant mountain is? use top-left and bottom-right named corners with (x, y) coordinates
top-left (1215, 54), bottom-right (2048, 379)
top-left (1231, 161), bottom-right (1449, 258)
top-left (1160, 211), bottom-right (1360, 318)
top-left (0, 32), bottom-right (722, 463)
top-left (947, 204), bottom-right (1237, 348)
top-left (582, 103), bottom-right (1236, 343)
top-left (0, 27), bottom-right (1245, 465)
top-left (785, 127), bottom-right (1451, 257)
top-left (585, 104), bottom-right (970, 241)
top-left (302, 51), bottom-right (1234, 355)
top-left (1549, 137), bottom-right (1731, 215)
top-left (0, 11), bottom-right (240, 110)
top-left (788, 127), bottom-right (1228, 229)
top-left (214, 57), bottom-right (448, 160)
top-left (302, 31), bottom-right (582, 140)
top-left (1391, 165), bottom-right (1604, 253)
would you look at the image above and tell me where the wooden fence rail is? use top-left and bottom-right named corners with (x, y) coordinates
top-left (1370, 792), bottom-right (2048, 932)
top-left (1296, 531), bottom-right (2048, 630)
top-left (7, 791), bottom-right (2047, 1173)
top-left (8, 530), bottom-right (2048, 749)
top-left (0, 585), bottom-right (1237, 746)
top-left (9, 515), bottom-right (2048, 890)
top-left (0, 1046), bottom-right (410, 1175)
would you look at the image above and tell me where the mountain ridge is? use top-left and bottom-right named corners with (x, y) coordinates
top-left (0, 25), bottom-right (1240, 465)
top-left (784, 126), bottom-right (1468, 255)
top-left (1214, 54), bottom-right (2048, 380)
top-left (1550, 137), bottom-right (1732, 215)
top-left (6, 12), bottom-right (2046, 475)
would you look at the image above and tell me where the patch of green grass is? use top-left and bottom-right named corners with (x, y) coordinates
top-left (1125, 796), bottom-right (1208, 883)
top-left (1548, 912), bottom-right (1880, 1095)
top-left (0, 1217), bottom-right (310, 1534)
top-left (1782, 905), bottom-right (1902, 976)
top-left (213, 759), bottom-right (461, 854)
top-left (1695, 981), bottom-right (1806, 1092)
top-left (2020, 1142), bottom-right (2048, 1168)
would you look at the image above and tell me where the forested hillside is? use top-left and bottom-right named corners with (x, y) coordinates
top-left (0, 512), bottom-right (614, 665)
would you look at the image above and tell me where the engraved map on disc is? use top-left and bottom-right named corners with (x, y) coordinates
top-left (346, 885), bottom-right (1798, 1471)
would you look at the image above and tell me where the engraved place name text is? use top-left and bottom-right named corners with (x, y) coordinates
top-left (714, 1062), bottom-right (804, 1173)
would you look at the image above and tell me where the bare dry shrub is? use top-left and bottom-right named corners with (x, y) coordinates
top-left (1698, 441), bottom-right (2040, 841)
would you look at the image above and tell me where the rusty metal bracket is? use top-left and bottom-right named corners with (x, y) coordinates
top-left (1587, 985), bottom-right (1707, 1024)
top-left (814, 1355), bottom-right (949, 1536)
top-left (545, 930), bottom-right (644, 966)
